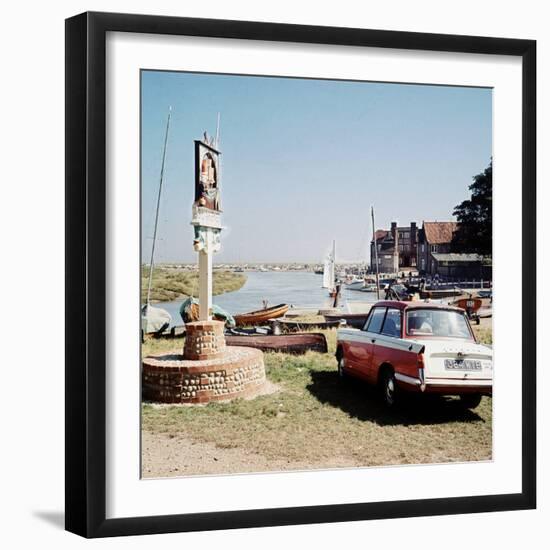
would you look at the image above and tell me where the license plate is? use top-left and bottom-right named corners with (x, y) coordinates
top-left (444, 359), bottom-right (482, 371)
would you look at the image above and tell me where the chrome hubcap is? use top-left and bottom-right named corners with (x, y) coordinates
top-left (386, 377), bottom-right (394, 404)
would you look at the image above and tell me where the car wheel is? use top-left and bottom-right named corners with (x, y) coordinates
top-left (381, 369), bottom-right (399, 408)
top-left (459, 394), bottom-right (482, 409)
top-left (337, 356), bottom-right (348, 381)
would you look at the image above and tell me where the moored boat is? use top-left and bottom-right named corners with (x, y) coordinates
top-left (345, 279), bottom-right (366, 291)
top-left (225, 332), bottom-right (328, 354)
top-left (234, 303), bottom-right (289, 326)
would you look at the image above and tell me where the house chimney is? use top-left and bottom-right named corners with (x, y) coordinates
top-left (410, 221), bottom-right (417, 244)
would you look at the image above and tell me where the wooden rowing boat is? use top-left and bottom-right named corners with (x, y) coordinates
top-left (233, 303), bottom-right (289, 326)
top-left (323, 312), bottom-right (370, 329)
top-left (225, 332), bottom-right (328, 354)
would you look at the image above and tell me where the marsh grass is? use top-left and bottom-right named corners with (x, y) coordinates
top-left (141, 266), bottom-right (246, 303)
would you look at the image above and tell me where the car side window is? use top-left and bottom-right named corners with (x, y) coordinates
top-left (364, 307), bottom-right (386, 333)
top-left (381, 308), bottom-right (402, 338)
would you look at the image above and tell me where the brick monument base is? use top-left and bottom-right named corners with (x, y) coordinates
top-left (183, 320), bottom-right (226, 360)
top-left (142, 320), bottom-right (266, 404)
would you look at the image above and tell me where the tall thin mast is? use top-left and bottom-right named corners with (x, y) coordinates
top-left (371, 206), bottom-right (380, 299)
top-left (146, 106), bottom-right (172, 307)
top-left (332, 239), bottom-right (336, 289)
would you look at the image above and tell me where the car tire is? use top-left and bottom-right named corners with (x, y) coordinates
top-left (459, 393), bottom-right (482, 409)
top-left (380, 369), bottom-right (399, 408)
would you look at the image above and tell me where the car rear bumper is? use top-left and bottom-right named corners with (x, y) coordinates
top-left (395, 373), bottom-right (492, 396)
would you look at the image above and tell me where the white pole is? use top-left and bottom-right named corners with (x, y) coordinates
top-left (198, 244), bottom-right (213, 321)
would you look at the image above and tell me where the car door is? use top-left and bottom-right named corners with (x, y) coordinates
top-left (370, 307), bottom-right (404, 382)
top-left (351, 306), bottom-right (387, 380)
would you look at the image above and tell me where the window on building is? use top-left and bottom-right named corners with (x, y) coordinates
top-left (431, 244), bottom-right (438, 252)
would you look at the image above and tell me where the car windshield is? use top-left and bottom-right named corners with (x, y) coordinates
top-left (406, 309), bottom-right (472, 339)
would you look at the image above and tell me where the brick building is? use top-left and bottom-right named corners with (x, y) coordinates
top-left (370, 221), bottom-right (418, 273)
top-left (416, 221), bottom-right (457, 275)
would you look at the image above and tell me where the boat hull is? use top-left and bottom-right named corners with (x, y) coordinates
top-left (323, 312), bottom-right (370, 329)
top-left (225, 333), bottom-right (328, 354)
top-left (274, 318), bottom-right (342, 332)
top-left (234, 304), bottom-right (289, 326)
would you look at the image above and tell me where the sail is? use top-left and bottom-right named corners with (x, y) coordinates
top-left (322, 251), bottom-right (335, 289)
top-left (322, 257), bottom-right (331, 288)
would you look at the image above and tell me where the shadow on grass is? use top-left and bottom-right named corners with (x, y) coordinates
top-left (306, 370), bottom-right (485, 426)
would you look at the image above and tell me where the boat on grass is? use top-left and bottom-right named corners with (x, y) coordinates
top-left (234, 303), bottom-right (289, 326)
top-left (273, 318), bottom-right (342, 332)
top-left (179, 297), bottom-right (236, 327)
top-left (141, 305), bottom-right (171, 335)
top-left (323, 312), bottom-right (370, 329)
top-left (225, 332), bottom-right (328, 354)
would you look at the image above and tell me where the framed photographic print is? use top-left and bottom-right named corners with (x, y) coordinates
top-left (65, 11), bottom-right (536, 538)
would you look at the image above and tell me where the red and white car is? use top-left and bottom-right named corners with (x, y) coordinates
top-left (336, 301), bottom-right (492, 408)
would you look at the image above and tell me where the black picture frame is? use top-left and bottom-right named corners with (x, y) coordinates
top-left (65, 11), bottom-right (536, 538)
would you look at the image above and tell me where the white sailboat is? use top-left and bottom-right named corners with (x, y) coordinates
top-left (322, 240), bottom-right (336, 294)
top-left (142, 107), bottom-right (173, 334)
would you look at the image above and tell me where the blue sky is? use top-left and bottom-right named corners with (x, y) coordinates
top-left (141, 70), bottom-right (492, 264)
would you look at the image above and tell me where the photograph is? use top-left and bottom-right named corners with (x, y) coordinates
top-left (140, 70), bottom-right (494, 479)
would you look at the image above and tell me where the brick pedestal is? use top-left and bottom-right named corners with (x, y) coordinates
top-left (183, 320), bottom-right (226, 360)
top-left (142, 347), bottom-right (266, 404)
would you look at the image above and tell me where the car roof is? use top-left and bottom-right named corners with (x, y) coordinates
top-left (372, 300), bottom-right (465, 313)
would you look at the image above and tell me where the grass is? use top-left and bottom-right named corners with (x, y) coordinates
top-left (472, 323), bottom-right (492, 345)
top-left (141, 266), bottom-right (246, 302)
top-left (142, 323), bottom-right (493, 472)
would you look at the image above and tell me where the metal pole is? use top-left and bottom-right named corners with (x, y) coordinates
top-left (146, 106), bottom-right (171, 308)
top-left (371, 206), bottom-right (380, 299)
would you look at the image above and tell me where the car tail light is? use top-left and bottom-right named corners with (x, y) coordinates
top-left (417, 351), bottom-right (426, 392)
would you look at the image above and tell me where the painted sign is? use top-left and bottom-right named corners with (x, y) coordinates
top-left (194, 137), bottom-right (221, 213)
top-left (192, 134), bottom-right (222, 253)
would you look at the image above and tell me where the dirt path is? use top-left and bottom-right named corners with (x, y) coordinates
top-left (141, 431), bottom-right (358, 478)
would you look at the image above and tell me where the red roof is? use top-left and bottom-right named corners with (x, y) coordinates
top-left (372, 230), bottom-right (388, 243)
top-left (423, 221), bottom-right (457, 244)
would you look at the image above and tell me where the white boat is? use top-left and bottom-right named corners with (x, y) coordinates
top-left (322, 240), bottom-right (336, 293)
top-left (141, 304), bottom-right (171, 333)
top-left (360, 283), bottom-right (379, 292)
top-left (346, 279), bottom-right (366, 291)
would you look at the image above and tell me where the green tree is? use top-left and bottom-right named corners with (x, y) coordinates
top-left (451, 161), bottom-right (492, 255)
